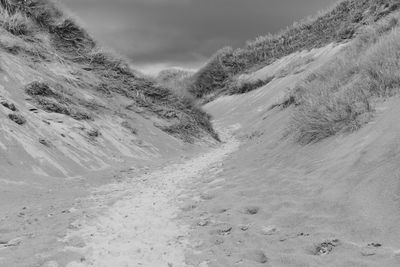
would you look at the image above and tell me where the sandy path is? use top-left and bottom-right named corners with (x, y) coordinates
top-left (63, 124), bottom-right (241, 267)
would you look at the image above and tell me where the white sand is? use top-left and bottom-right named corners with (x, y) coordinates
top-left (64, 125), bottom-right (240, 267)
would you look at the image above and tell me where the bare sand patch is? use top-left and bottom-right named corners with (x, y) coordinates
top-left (63, 125), bottom-right (240, 267)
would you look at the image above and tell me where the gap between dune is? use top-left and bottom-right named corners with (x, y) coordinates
top-left (62, 123), bottom-right (241, 267)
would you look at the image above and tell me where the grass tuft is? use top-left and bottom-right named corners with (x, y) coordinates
top-left (0, 11), bottom-right (31, 35)
top-left (228, 77), bottom-right (274, 95)
top-left (25, 81), bottom-right (92, 120)
top-left (155, 68), bottom-right (194, 99)
top-left (49, 18), bottom-right (95, 56)
top-left (25, 81), bottom-right (56, 97)
top-left (1, 99), bottom-right (17, 111)
top-left (289, 87), bottom-right (372, 144)
top-left (8, 113), bottom-right (26, 125)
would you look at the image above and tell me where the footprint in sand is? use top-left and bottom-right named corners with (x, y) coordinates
top-left (239, 224), bottom-right (251, 231)
top-left (241, 206), bottom-right (260, 215)
top-left (211, 207), bottom-right (230, 214)
top-left (241, 249), bottom-right (269, 264)
top-left (313, 239), bottom-right (340, 256)
top-left (210, 223), bottom-right (233, 236)
top-left (260, 225), bottom-right (278, 236)
top-left (210, 235), bottom-right (225, 245)
top-left (65, 236), bottom-right (86, 248)
top-left (197, 219), bottom-right (210, 227)
top-left (360, 243), bottom-right (383, 256)
top-left (200, 192), bottom-right (215, 200)
top-left (42, 261), bottom-right (60, 267)
top-left (181, 203), bottom-right (197, 212)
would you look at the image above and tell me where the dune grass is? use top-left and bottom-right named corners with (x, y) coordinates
top-left (155, 68), bottom-right (194, 99)
top-left (286, 15), bottom-right (400, 144)
top-left (0, 10), bottom-right (31, 35)
top-left (190, 0), bottom-right (400, 98)
top-left (227, 77), bottom-right (274, 95)
top-left (153, 68), bottom-right (220, 141)
top-left (8, 113), bottom-right (26, 125)
top-left (25, 81), bottom-right (93, 120)
top-left (0, 0), bottom-right (219, 142)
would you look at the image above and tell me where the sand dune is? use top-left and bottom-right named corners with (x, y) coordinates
top-left (62, 126), bottom-right (240, 267)
top-left (13, 42), bottom-right (398, 267)
top-left (2, 1), bottom-right (400, 265)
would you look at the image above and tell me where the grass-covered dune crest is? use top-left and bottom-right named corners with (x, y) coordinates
top-left (0, 0), bottom-right (220, 179)
top-left (190, 0), bottom-right (400, 99)
top-left (190, 0), bottom-right (400, 145)
top-left (0, 0), bottom-right (219, 142)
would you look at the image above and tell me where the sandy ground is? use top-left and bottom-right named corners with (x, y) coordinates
top-left (2, 43), bottom-right (400, 267)
top-left (51, 97), bottom-right (400, 267)
top-left (59, 124), bottom-right (241, 267)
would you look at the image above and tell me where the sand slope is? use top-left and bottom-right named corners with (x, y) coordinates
top-left (0, 16), bottom-right (215, 266)
top-left (188, 44), bottom-right (400, 266)
top-left (61, 125), bottom-right (240, 267)
top-left (2, 42), bottom-right (400, 267)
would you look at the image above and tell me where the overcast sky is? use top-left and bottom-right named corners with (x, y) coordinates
top-left (63, 0), bottom-right (337, 74)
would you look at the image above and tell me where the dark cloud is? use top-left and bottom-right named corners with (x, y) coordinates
top-left (63, 0), bottom-right (337, 73)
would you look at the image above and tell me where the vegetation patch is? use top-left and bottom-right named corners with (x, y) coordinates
top-left (7, 0), bottom-right (63, 28)
top-left (228, 77), bottom-right (274, 95)
top-left (8, 113), bottom-right (26, 125)
top-left (161, 120), bottom-right (198, 143)
top-left (25, 81), bottom-right (92, 120)
top-left (87, 128), bottom-right (100, 138)
top-left (288, 17), bottom-right (400, 144)
top-left (0, 11), bottom-right (31, 35)
top-left (289, 87), bottom-right (372, 144)
top-left (49, 18), bottom-right (95, 56)
top-left (0, 0), bottom-right (219, 142)
top-left (1, 100), bottom-right (17, 111)
top-left (190, 0), bottom-right (400, 98)
top-left (155, 68), bottom-right (194, 99)
top-left (160, 104), bottom-right (219, 143)
top-left (25, 81), bottom-right (57, 97)
top-left (34, 97), bottom-right (92, 120)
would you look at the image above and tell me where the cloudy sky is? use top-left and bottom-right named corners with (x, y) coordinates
top-left (63, 0), bottom-right (337, 74)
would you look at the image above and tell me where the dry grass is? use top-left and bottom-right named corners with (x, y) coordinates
top-left (361, 29), bottom-right (400, 96)
top-left (1, 99), bottom-right (17, 111)
top-left (161, 106), bottom-right (219, 143)
top-left (287, 15), bottom-right (400, 144)
top-left (289, 86), bottom-right (372, 144)
top-left (8, 113), bottom-right (26, 125)
top-left (190, 0), bottom-right (400, 98)
top-left (0, 10), bottom-right (31, 35)
top-left (0, 0), bottom-right (219, 142)
top-left (49, 18), bottom-right (95, 57)
top-left (8, 0), bottom-right (63, 27)
top-left (156, 68), bottom-right (194, 100)
top-left (189, 46), bottom-right (236, 97)
top-left (25, 81), bottom-right (92, 120)
top-left (227, 77), bottom-right (274, 95)
top-left (153, 68), bottom-right (221, 141)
